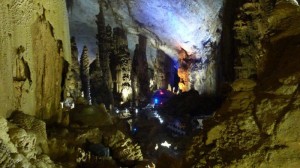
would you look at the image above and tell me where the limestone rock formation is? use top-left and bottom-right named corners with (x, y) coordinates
top-left (0, 140), bottom-right (16, 168)
top-left (63, 37), bottom-right (82, 102)
top-left (0, 0), bottom-right (71, 119)
top-left (9, 128), bottom-right (37, 159)
top-left (80, 46), bottom-right (92, 104)
top-left (69, 0), bottom-right (223, 94)
top-left (111, 27), bottom-right (132, 101)
top-left (9, 112), bottom-right (49, 154)
top-left (94, 1), bottom-right (114, 107)
top-left (0, 115), bottom-right (59, 168)
top-left (90, 53), bottom-right (106, 104)
top-left (185, 1), bottom-right (300, 167)
top-left (131, 35), bottom-right (150, 101)
top-left (103, 130), bottom-right (143, 164)
top-left (154, 49), bottom-right (175, 91)
top-left (178, 49), bottom-right (191, 92)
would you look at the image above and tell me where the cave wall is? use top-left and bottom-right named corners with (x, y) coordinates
top-left (185, 1), bottom-right (300, 167)
top-left (0, 0), bottom-right (71, 119)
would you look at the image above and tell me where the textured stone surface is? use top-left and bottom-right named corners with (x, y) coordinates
top-left (0, 0), bottom-right (71, 119)
top-left (10, 112), bottom-right (49, 154)
top-left (0, 116), bottom-right (59, 168)
top-left (103, 130), bottom-right (143, 163)
top-left (185, 1), bottom-right (300, 167)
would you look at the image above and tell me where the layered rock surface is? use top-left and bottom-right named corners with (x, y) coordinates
top-left (0, 0), bottom-right (71, 119)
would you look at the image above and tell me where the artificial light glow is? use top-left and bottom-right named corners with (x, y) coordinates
top-left (155, 144), bottom-right (159, 150)
top-left (154, 98), bottom-right (159, 104)
top-left (161, 141), bottom-right (171, 148)
top-left (135, 109), bottom-right (139, 114)
top-left (154, 111), bottom-right (164, 124)
top-left (149, 79), bottom-right (154, 88)
top-left (71, 103), bottom-right (75, 109)
top-left (122, 87), bottom-right (132, 101)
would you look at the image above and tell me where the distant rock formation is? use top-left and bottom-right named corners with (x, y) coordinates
top-left (94, 1), bottom-right (114, 107)
top-left (111, 27), bottom-right (132, 101)
top-left (80, 46), bottom-right (92, 104)
top-left (131, 35), bottom-right (150, 102)
top-left (63, 37), bottom-right (82, 102)
top-left (154, 49), bottom-right (176, 91)
top-left (178, 49), bottom-right (191, 92)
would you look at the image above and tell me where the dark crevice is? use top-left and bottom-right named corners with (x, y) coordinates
top-left (61, 59), bottom-right (69, 102)
top-left (252, 99), bottom-right (263, 134)
top-left (21, 57), bottom-right (32, 84)
top-left (14, 46), bottom-right (32, 84)
top-left (65, 0), bottom-right (74, 12)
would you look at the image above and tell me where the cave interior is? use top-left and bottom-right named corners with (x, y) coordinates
top-left (1, 0), bottom-right (300, 167)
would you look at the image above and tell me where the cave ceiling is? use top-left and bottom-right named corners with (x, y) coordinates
top-left (69, 0), bottom-right (223, 62)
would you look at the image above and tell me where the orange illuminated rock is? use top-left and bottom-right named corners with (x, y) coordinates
top-left (177, 49), bottom-right (190, 92)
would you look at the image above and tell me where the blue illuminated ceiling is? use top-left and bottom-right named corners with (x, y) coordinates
top-left (130, 0), bottom-right (223, 56)
top-left (69, 0), bottom-right (223, 60)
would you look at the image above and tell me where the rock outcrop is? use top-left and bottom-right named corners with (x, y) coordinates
top-left (63, 37), bottom-right (82, 102)
top-left (0, 0), bottom-right (71, 119)
top-left (9, 111), bottom-right (49, 154)
top-left (0, 114), bottom-right (58, 168)
top-left (80, 46), bottom-right (92, 104)
top-left (103, 130), bottom-right (143, 164)
top-left (154, 49), bottom-right (175, 90)
top-left (185, 1), bottom-right (300, 167)
top-left (131, 35), bottom-right (150, 101)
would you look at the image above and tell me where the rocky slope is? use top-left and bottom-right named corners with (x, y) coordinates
top-left (185, 1), bottom-right (300, 167)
